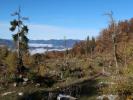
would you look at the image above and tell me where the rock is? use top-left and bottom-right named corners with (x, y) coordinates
top-left (23, 78), bottom-right (28, 82)
top-left (13, 82), bottom-right (17, 87)
top-left (97, 95), bottom-right (118, 100)
top-left (19, 74), bottom-right (23, 78)
top-left (35, 83), bottom-right (40, 87)
top-left (108, 95), bottom-right (118, 100)
top-left (18, 92), bottom-right (23, 96)
top-left (23, 81), bottom-right (27, 85)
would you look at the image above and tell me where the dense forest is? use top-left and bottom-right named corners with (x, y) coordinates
top-left (1, 10), bottom-right (133, 100)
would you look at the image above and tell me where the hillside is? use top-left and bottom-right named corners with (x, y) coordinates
top-left (1, 17), bottom-right (133, 100)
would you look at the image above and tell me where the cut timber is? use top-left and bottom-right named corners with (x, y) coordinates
top-left (1, 91), bottom-right (16, 96)
top-left (57, 94), bottom-right (77, 100)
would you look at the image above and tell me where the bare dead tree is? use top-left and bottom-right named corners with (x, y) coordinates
top-left (104, 11), bottom-right (119, 74)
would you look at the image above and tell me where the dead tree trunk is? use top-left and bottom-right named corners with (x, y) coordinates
top-left (112, 33), bottom-right (119, 73)
top-left (105, 11), bottom-right (119, 74)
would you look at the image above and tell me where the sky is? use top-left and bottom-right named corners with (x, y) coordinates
top-left (0, 0), bottom-right (133, 40)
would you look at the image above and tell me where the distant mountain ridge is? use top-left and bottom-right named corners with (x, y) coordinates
top-left (0, 39), bottom-right (14, 48)
top-left (0, 39), bottom-right (81, 48)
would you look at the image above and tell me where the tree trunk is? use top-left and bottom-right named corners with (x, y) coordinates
top-left (113, 37), bottom-right (119, 74)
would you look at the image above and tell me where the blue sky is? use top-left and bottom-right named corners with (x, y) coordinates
top-left (0, 0), bottom-right (133, 40)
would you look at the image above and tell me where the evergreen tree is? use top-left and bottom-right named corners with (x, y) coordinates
top-left (91, 37), bottom-right (96, 52)
top-left (86, 36), bottom-right (90, 55)
top-left (10, 7), bottom-right (29, 73)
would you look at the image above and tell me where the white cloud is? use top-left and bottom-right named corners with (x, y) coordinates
top-left (29, 23), bottom-right (99, 40)
top-left (0, 21), bottom-right (99, 40)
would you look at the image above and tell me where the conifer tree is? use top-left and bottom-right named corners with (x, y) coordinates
top-left (10, 7), bottom-right (29, 73)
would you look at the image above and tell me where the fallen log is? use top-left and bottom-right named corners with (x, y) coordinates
top-left (1, 91), bottom-right (16, 96)
top-left (40, 72), bottom-right (103, 92)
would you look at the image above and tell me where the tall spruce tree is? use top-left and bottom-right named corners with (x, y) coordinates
top-left (10, 7), bottom-right (29, 73)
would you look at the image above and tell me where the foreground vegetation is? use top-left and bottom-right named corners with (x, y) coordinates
top-left (1, 11), bottom-right (133, 99)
